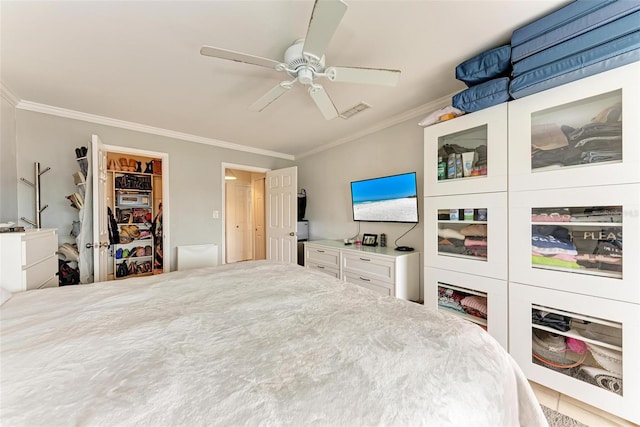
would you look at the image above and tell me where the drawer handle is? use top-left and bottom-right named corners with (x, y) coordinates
top-left (359, 277), bottom-right (370, 281)
top-left (359, 257), bottom-right (370, 261)
top-left (317, 265), bottom-right (325, 269)
top-left (317, 250), bottom-right (325, 253)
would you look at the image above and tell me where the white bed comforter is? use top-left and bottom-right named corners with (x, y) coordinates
top-left (1, 261), bottom-right (547, 426)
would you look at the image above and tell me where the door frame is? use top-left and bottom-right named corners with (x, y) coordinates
top-left (105, 144), bottom-right (171, 273)
top-left (221, 162), bottom-right (269, 265)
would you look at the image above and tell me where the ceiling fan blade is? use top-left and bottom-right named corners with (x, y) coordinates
top-left (308, 85), bottom-right (339, 120)
top-left (325, 66), bottom-right (401, 87)
top-left (302, 0), bottom-right (348, 61)
top-left (200, 45), bottom-right (281, 69)
top-left (249, 82), bottom-right (292, 112)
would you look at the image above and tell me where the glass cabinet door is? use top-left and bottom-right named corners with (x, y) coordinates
top-left (510, 184), bottom-right (640, 304)
top-left (438, 283), bottom-right (487, 328)
top-left (530, 305), bottom-right (622, 396)
top-left (425, 267), bottom-right (507, 349)
top-left (426, 192), bottom-right (507, 280)
top-left (509, 62), bottom-right (640, 191)
top-left (530, 90), bottom-right (621, 171)
top-left (531, 205), bottom-right (622, 279)
top-left (424, 103), bottom-right (507, 196)
top-left (509, 282), bottom-right (640, 425)
top-left (437, 208), bottom-right (488, 261)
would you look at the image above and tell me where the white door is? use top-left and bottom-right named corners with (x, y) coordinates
top-left (91, 135), bottom-right (109, 282)
top-left (253, 177), bottom-right (266, 260)
top-left (225, 181), bottom-right (252, 263)
top-left (266, 166), bottom-right (298, 264)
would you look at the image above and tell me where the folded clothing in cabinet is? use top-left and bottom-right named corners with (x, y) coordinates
top-left (452, 77), bottom-right (510, 113)
top-left (511, 0), bottom-right (640, 62)
top-left (509, 31), bottom-right (640, 99)
top-left (438, 287), bottom-right (488, 320)
top-left (532, 310), bottom-right (571, 332)
top-left (531, 105), bottom-right (623, 169)
top-left (460, 295), bottom-right (488, 319)
top-left (531, 228), bottom-right (581, 269)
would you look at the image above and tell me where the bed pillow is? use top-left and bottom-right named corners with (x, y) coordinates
top-left (1, 287), bottom-right (12, 306)
top-left (455, 45), bottom-right (512, 87)
top-left (452, 77), bottom-right (510, 113)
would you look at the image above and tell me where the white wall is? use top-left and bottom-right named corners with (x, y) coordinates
top-left (12, 109), bottom-right (293, 270)
top-left (295, 117), bottom-right (425, 296)
top-left (0, 96), bottom-right (18, 222)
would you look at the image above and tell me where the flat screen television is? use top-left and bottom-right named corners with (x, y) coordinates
top-left (350, 172), bottom-right (419, 223)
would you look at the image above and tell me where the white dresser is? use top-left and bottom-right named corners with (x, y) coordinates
top-left (304, 239), bottom-right (420, 301)
top-left (0, 228), bottom-right (58, 292)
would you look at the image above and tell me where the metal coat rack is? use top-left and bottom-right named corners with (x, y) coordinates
top-left (20, 162), bottom-right (51, 228)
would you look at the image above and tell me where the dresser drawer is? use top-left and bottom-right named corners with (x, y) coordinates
top-left (24, 255), bottom-right (58, 290)
top-left (344, 272), bottom-right (393, 296)
top-left (24, 230), bottom-right (57, 267)
top-left (342, 253), bottom-right (395, 284)
top-left (306, 261), bottom-right (340, 278)
top-left (305, 245), bottom-right (340, 268)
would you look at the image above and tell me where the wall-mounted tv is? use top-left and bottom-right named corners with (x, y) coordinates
top-left (350, 172), bottom-right (419, 223)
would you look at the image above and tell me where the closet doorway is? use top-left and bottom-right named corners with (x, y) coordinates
top-left (223, 164), bottom-right (266, 264)
top-left (95, 139), bottom-right (170, 281)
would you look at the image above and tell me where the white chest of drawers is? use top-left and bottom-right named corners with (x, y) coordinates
top-left (0, 228), bottom-right (58, 292)
top-left (305, 244), bottom-right (341, 278)
top-left (304, 240), bottom-right (420, 301)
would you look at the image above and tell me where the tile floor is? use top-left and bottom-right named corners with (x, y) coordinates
top-left (530, 381), bottom-right (639, 427)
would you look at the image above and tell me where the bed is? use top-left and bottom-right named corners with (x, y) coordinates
top-left (1, 261), bottom-right (547, 426)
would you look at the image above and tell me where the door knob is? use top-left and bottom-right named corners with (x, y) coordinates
top-left (289, 232), bottom-right (295, 236)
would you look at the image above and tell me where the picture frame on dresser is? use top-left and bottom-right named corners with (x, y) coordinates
top-left (362, 234), bottom-right (378, 246)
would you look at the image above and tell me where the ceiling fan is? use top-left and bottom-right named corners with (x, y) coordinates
top-left (200, 0), bottom-right (401, 120)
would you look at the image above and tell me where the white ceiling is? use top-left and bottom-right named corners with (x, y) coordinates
top-left (1, 0), bottom-right (568, 159)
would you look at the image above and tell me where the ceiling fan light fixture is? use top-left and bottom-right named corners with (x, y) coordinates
top-left (200, 0), bottom-right (399, 119)
top-left (298, 68), bottom-right (314, 85)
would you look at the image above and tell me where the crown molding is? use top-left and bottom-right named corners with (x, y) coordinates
top-left (296, 93), bottom-right (454, 159)
top-left (12, 94), bottom-right (457, 162)
top-left (0, 82), bottom-right (20, 106)
top-left (15, 100), bottom-right (295, 161)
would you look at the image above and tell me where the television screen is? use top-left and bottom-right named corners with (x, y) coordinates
top-left (350, 172), bottom-right (419, 223)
